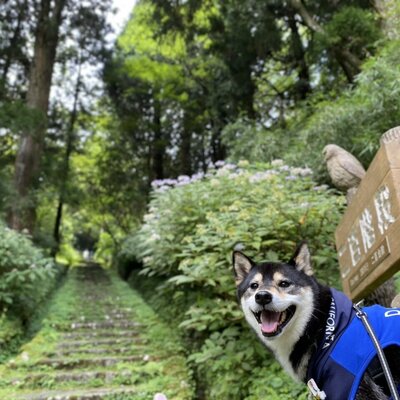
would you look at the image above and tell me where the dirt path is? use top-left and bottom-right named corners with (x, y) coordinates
top-left (0, 265), bottom-right (193, 400)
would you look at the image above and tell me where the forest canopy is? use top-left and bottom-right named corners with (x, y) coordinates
top-left (0, 0), bottom-right (398, 252)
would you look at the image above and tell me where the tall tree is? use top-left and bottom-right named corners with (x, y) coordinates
top-left (8, 0), bottom-right (66, 233)
top-left (52, 60), bottom-right (82, 250)
top-left (286, 8), bottom-right (311, 100)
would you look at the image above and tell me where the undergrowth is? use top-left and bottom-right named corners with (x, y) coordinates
top-left (0, 223), bottom-right (67, 363)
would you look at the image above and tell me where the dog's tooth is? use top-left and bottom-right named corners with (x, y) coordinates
top-left (280, 311), bottom-right (286, 324)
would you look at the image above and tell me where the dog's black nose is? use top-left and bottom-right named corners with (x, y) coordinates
top-left (255, 291), bottom-right (272, 305)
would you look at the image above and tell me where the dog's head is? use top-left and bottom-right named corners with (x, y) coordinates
top-left (233, 242), bottom-right (315, 341)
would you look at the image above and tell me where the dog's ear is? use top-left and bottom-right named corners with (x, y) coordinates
top-left (233, 251), bottom-right (254, 286)
top-left (288, 242), bottom-right (313, 276)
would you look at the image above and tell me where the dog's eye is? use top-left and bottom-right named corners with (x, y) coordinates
top-left (279, 280), bottom-right (292, 288)
top-left (250, 282), bottom-right (259, 290)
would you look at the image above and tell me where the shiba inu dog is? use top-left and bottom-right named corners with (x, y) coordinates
top-left (233, 243), bottom-right (400, 400)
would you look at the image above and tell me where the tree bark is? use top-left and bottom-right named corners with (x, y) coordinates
top-left (235, 70), bottom-right (257, 119)
top-left (8, 0), bottom-right (66, 233)
top-left (179, 110), bottom-right (192, 176)
top-left (287, 10), bottom-right (311, 100)
top-left (151, 97), bottom-right (165, 180)
top-left (243, 79), bottom-right (257, 120)
top-left (210, 120), bottom-right (226, 163)
top-left (364, 278), bottom-right (397, 308)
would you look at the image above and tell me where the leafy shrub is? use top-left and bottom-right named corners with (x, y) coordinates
top-left (0, 223), bottom-right (62, 321)
top-left (221, 118), bottom-right (293, 164)
top-left (124, 161), bottom-right (344, 398)
top-left (0, 315), bottom-right (23, 362)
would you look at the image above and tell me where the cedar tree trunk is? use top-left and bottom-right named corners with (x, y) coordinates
top-left (9, 0), bottom-right (66, 233)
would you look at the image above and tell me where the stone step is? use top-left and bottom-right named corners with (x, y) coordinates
top-left (52, 321), bottom-right (143, 332)
top-left (75, 307), bottom-right (134, 315)
top-left (12, 370), bottom-right (133, 388)
top-left (72, 313), bottom-right (136, 321)
top-left (69, 321), bottom-right (142, 330)
top-left (45, 345), bottom-right (146, 358)
top-left (78, 294), bottom-right (118, 299)
top-left (57, 338), bottom-right (140, 349)
top-left (71, 310), bottom-right (136, 319)
top-left (32, 355), bottom-right (148, 369)
top-left (65, 301), bottom-right (122, 309)
top-left (61, 330), bottom-right (141, 340)
top-left (59, 313), bottom-right (137, 324)
top-left (17, 386), bottom-right (138, 400)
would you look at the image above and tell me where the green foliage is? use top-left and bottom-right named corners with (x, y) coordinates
top-left (56, 243), bottom-right (82, 267)
top-left (118, 1), bottom-right (185, 88)
top-left (221, 118), bottom-right (294, 163)
top-left (0, 101), bottom-right (44, 136)
top-left (124, 161), bottom-right (344, 398)
top-left (94, 231), bottom-right (116, 266)
top-left (0, 315), bottom-right (23, 362)
top-left (316, 7), bottom-right (381, 59)
top-left (0, 223), bottom-right (61, 320)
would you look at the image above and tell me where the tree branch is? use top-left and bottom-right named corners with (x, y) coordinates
top-left (289, 0), bottom-right (362, 81)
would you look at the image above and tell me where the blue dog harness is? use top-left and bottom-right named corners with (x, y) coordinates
top-left (307, 288), bottom-right (400, 400)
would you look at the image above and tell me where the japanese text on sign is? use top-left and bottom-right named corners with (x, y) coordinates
top-left (341, 184), bottom-right (395, 279)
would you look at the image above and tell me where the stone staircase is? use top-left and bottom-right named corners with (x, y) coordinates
top-left (0, 265), bottom-right (193, 400)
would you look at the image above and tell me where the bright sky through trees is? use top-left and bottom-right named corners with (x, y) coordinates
top-left (110, 0), bottom-right (137, 35)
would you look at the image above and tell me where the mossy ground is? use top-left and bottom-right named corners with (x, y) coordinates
top-left (0, 265), bottom-right (194, 400)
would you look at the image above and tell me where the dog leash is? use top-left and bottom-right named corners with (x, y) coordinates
top-left (353, 302), bottom-right (400, 400)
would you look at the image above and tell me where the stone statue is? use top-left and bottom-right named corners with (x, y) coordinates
top-left (323, 144), bottom-right (365, 204)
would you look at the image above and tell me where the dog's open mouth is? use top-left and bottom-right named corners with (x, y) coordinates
top-left (252, 305), bottom-right (296, 337)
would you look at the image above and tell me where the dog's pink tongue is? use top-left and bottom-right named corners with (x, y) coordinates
top-left (260, 310), bottom-right (280, 333)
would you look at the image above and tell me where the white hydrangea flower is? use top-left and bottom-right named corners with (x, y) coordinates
top-left (271, 159), bottom-right (284, 167)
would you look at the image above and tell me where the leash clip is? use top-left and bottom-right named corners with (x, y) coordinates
top-left (307, 378), bottom-right (327, 399)
top-left (354, 301), bottom-right (367, 319)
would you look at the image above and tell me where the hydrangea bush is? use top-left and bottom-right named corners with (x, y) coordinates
top-left (125, 160), bottom-right (345, 398)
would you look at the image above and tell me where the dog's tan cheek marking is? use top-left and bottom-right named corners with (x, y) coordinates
top-left (287, 285), bottom-right (303, 295)
top-left (295, 286), bottom-right (312, 295)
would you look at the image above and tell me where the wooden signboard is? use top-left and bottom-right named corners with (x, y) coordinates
top-left (335, 127), bottom-right (400, 301)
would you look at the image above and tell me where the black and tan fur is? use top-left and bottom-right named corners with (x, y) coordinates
top-left (233, 243), bottom-right (400, 399)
